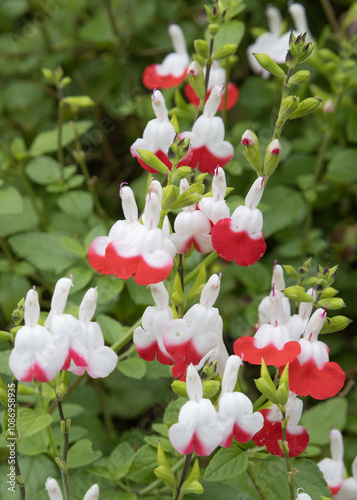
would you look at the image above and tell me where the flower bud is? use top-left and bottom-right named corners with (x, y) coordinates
top-left (45, 478), bottom-right (62, 500)
top-left (213, 43), bottom-right (238, 60)
top-left (194, 40), bottom-right (210, 60)
top-left (289, 97), bottom-right (323, 120)
top-left (288, 70), bottom-right (311, 85)
top-left (253, 53), bottom-right (285, 79)
top-left (208, 23), bottom-right (219, 36)
top-left (255, 360), bottom-right (278, 404)
top-left (83, 484), bottom-right (99, 500)
top-left (263, 139), bottom-right (281, 177)
top-left (187, 61), bottom-right (206, 100)
top-left (278, 96), bottom-right (300, 121)
top-left (241, 129), bottom-right (262, 174)
top-left (277, 364), bottom-right (289, 405)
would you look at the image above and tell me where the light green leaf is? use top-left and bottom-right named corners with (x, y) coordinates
top-left (117, 358), bottom-right (147, 380)
top-left (67, 266), bottom-right (93, 293)
top-left (67, 438), bottom-right (102, 469)
top-left (301, 398), bottom-right (348, 445)
top-left (97, 314), bottom-right (126, 344)
top-left (25, 156), bottom-right (62, 185)
top-left (0, 186), bottom-right (23, 214)
top-left (9, 232), bottom-right (78, 273)
top-left (0, 197), bottom-right (39, 237)
top-left (262, 186), bottom-right (305, 237)
top-left (205, 444), bottom-right (249, 481)
top-left (96, 275), bottom-right (125, 303)
top-left (210, 20), bottom-right (245, 49)
top-left (57, 190), bottom-right (94, 220)
top-left (17, 408), bottom-right (53, 438)
top-left (127, 445), bottom-right (157, 483)
top-left (61, 236), bottom-right (85, 257)
top-left (29, 120), bottom-right (93, 156)
top-left (326, 148), bottom-right (357, 183)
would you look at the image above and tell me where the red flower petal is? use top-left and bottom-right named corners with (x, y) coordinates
top-left (105, 241), bottom-right (140, 280)
top-left (283, 358), bottom-right (346, 400)
top-left (143, 65), bottom-right (187, 89)
top-left (186, 145), bottom-right (233, 174)
top-left (62, 348), bottom-right (88, 371)
top-left (164, 338), bottom-right (203, 366)
top-left (184, 83), bottom-right (239, 110)
top-left (88, 237), bottom-right (112, 274)
top-left (181, 432), bottom-right (212, 456)
top-left (136, 340), bottom-right (174, 365)
top-left (134, 252), bottom-right (173, 286)
top-left (211, 219), bottom-right (266, 266)
top-left (253, 409), bottom-right (309, 457)
top-left (23, 363), bottom-right (49, 383)
top-left (172, 360), bottom-right (188, 380)
top-left (234, 336), bottom-right (301, 367)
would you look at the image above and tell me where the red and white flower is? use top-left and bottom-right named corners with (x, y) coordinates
top-left (143, 24), bottom-right (189, 89)
top-left (184, 60), bottom-right (239, 110)
top-left (199, 166), bottom-right (230, 225)
top-left (134, 282), bottom-right (175, 365)
top-left (130, 90), bottom-right (190, 172)
top-left (170, 179), bottom-right (213, 254)
top-left (168, 364), bottom-right (225, 455)
top-left (335, 456), bottom-right (357, 500)
top-left (45, 478), bottom-right (99, 500)
top-left (218, 356), bottom-right (264, 447)
top-left (318, 429), bottom-right (345, 496)
top-left (9, 288), bottom-right (67, 382)
top-left (163, 274), bottom-right (223, 366)
top-left (283, 308), bottom-right (346, 399)
top-left (89, 181), bottom-right (176, 286)
top-left (180, 85), bottom-right (234, 173)
top-left (68, 288), bottom-right (118, 378)
top-left (234, 286), bottom-right (301, 366)
top-left (253, 392), bottom-right (309, 457)
top-left (211, 176), bottom-right (266, 266)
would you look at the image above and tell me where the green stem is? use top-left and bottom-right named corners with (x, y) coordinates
top-left (174, 453), bottom-right (193, 500)
top-left (281, 409), bottom-right (295, 500)
top-left (252, 394), bottom-right (268, 412)
top-left (246, 463), bottom-right (268, 500)
top-left (272, 68), bottom-right (295, 140)
top-left (56, 397), bottom-right (71, 500)
top-left (37, 384), bottom-right (58, 457)
top-left (0, 237), bottom-right (17, 266)
top-left (92, 379), bottom-right (117, 439)
top-left (196, 36), bottom-right (215, 120)
top-left (110, 317), bottom-right (142, 352)
top-left (184, 251), bottom-right (218, 286)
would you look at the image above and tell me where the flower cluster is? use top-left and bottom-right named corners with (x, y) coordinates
top-left (9, 277), bottom-right (118, 383)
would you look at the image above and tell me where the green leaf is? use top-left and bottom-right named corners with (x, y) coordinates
top-left (17, 408), bottom-right (53, 438)
top-left (210, 20), bottom-right (245, 49)
top-left (67, 266), bottom-right (93, 293)
top-left (300, 398), bottom-right (348, 445)
top-left (0, 197), bottom-right (39, 237)
top-left (205, 445), bottom-right (249, 481)
top-left (67, 438), bottom-right (102, 469)
top-left (9, 232), bottom-right (78, 273)
top-left (127, 445), bottom-right (157, 483)
top-left (25, 156), bottom-right (62, 185)
top-left (61, 236), bottom-right (85, 257)
top-left (29, 120), bottom-right (93, 156)
top-left (57, 190), bottom-right (94, 220)
top-left (117, 358), bottom-right (147, 380)
top-left (0, 186), bottom-right (23, 215)
top-left (0, 274), bottom-right (30, 321)
top-left (97, 314), bottom-right (126, 344)
top-left (326, 148), bottom-right (357, 183)
top-left (126, 279), bottom-right (153, 305)
top-left (256, 457), bottom-right (331, 499)
top-left (96, 275), bottom-right (125, 303)
top-left (262, 186), bottom-right (305, 238)
top-left (17, 432), bottom-right (49, 456)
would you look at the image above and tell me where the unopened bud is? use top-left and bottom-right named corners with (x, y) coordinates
top-left (289, 97), bottom-right (323, 120)
top-left (279, 96), bottom-right (300, 121)
top-left (323, 99), bottom-right (334, 113)
top-left (253, 53), bottom-right (285, 79)
top-left (263, 139), bottom-right (281, 177)
top-left (187, 61), bottom-right (205, 100)
top-left (194, 40), bottom-right (210, 60)
top-left (288, 70), bottom-right (310, 85)
top-left (241, 129), bottom-right (262, 174)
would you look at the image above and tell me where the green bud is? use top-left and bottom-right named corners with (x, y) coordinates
top-left (289, 70), bottom-right (311, 85)
top-left (279, 96), bottom-right (300, 121)
top-left (255, 360), bottom-right (278, 404)
top-left (154, 465), bottom-right (176, 491)
top-left (282, 285), bottom-right (314, 302)
top-left (320, 287), bottom-right (338, 298)
top-left (320, 315), bottom-right (352, 334)
top-left (181, 459), bottom-right (203, 496)
top-left (187, 61), bottom-right (206, 100)
top-left (253, 53), bottom-right (285, 79)
top-left (172, 166), bottom-right (192, 181)
top-left (285, 50), bottom-right (295, 69)
top-left (202, 380), bottom-right (220, 399)
top-left (288, 97), bottom-right (323, 120)
top-left (59, 76), bottom-right (71, 89)
top-left (300, 257), bottom-right (312, 276)
top-left (17, 384), bottom-right (36, 395)
top-left (213, 43), bottom-right (238, 60)
top-left (42, 67), bottom-right (54, 83)
top-left (172, 273), bottom-right (185, 306)
top-left (186, 261), bottom-right (206, 303)
top-left (194, 39), bottom-right (210, 60)
top-left (171, 181), bottom-right (203, 210)
top-left (0, 330), bottom-right (12, 342)
top-left (263, 139), bottom-right (281, 177)
top-left (318, 298), bottom-right (346, 310)
top-left (137, 149), bottom-right (170, 175)
top-left (11, 297), bottom-right (25, 326)
top-left (282, 265), bottom-right (300, 281)
top-left (56, 370), bottom-right (68, 400)
top-left (171, 380), bottom-right (188, 398)
top-left (277, 364), bottom-right (289, 405)
top-left (63, 96), bottom-right (95, 109)
top-left (162, 185), bottom-right (179, 210)
top-left (208, 23), bottom-right (219, 36)
top-left (241, 129), bottom-right (262, 174)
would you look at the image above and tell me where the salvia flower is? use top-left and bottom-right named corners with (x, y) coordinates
top-left (163, 274), bottom-right (223, 366)
top-left (9, 288), bottom-right (67, 383)
top-left (143, 24), bottom-right (189, 89)
top-left (234, 286), bottom-right (301, 366)
top-left (296, 489), bottom-right (312, 500)
top-left (180, 85), bottom-right (234, 173)
top-left (211, 176), bottom-right (267, 267)
top-left (317, 429), bottom-right (345, 496)
top-left (168, 364), bottom-right (225, 455)
top-left (283, 308), bottom-right (346, 399)
top-left (88, 182), bottom-right (176, 286)
top-left (170, 178), bottom-right (213, 254)
top-left (252, 392), bottom-right (309, 457)
top-left (130, 90), bottom-right (190, 172)
top-left (68, 287), bottom-right (118, 378)
top-left (184, 60), bottom-right (239, 110)
top-left (198, 166), bottom-right (230, 225)
top-left (218, 356), bottom-right (264, 447)
top-left (133, 282), bottom-right (175, 365)
top-left (335, 455), bottom-right (357, 500)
